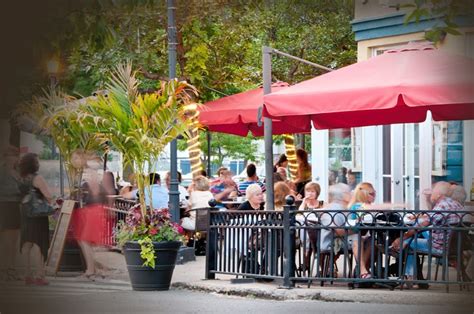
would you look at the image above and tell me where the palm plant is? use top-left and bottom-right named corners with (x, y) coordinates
top-left (13, 87), bottom-right (104, 199)
top-left (76, 62), bottom-right (196, 220)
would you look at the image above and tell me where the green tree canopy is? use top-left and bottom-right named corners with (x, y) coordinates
top-left (15, 0), bottom-right (357, 163)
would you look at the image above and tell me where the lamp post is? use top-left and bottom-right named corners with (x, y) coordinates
top-left (47, 58), bottom-right (59, 88)
top-left (167, 0), bottom-right (179, 223)
top-left (47, 57), bottom-right (64, 197)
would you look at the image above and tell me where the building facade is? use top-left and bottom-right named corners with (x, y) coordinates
top-left (311, 0), bottom-right (474, 209)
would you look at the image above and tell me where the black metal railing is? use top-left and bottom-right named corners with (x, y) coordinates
top-left (205, 200), bottom-right (473, 291)
top-left (103, 198), bottom-right (138, 248)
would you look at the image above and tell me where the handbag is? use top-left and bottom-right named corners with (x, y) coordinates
top-left (21, 187), bottom-right (54, 217)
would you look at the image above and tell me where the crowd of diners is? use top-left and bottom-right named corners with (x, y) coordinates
top-left (114, 148), bottom-right (470, 284)
top-left (117, 149), bottom-right (469, 282)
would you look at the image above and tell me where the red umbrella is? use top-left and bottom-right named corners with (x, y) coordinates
top-left (198, 82), bottom-right (309, 136)
top-left (263, 42), bottom-right (474, 129)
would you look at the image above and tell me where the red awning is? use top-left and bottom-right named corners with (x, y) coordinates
top-left (263, 42), bottom-right (474, 129)
top-left (199, 82), bottom-right (310, 136)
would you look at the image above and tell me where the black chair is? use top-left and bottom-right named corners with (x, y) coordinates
top-left (401, 230), bottom-right (471, 292)
top-left (185, 207), bottom-right (210, 255)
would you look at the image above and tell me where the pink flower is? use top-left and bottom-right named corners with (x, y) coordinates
top-left (172, 223), bottom-right (184, 235)
top-left (149, 228), bottom-right (158, 235)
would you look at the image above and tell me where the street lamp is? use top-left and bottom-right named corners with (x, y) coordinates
top-left (47, 58), bottom-right (59, 88)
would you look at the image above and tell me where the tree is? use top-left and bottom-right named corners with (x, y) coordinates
top-left (403, 0), bottom-right (474, 43)
top-left (12, 1), bottom-right (357, 163)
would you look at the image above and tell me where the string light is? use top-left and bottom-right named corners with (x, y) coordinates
top-left (184, 103), bottom-right (203, 177)
top-left (284, 134), bottom-right (298, 179)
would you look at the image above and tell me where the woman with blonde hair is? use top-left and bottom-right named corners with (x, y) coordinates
top-left (182, 175), bottom-right (213, 231)
top-left (348, 182), bottom-right (405, 278)
top-left (237, 184), bottom-right (264, 211)
top-left (347, 182), bottom-right (376, 279)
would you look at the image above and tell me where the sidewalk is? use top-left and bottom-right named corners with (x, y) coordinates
top-left (94, 251), bottom-right (474, 306)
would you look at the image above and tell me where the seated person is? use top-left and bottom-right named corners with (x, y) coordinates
top-left (119, 183), bottom-right (134, 198)
top-left (298, 182), bottom-right (322, 210)
top-left (144, 173), bottom-right (169, 210)
top-left (181, 175), bottom-right (213, 232)
top-left (347, 171), bottom-right (357, 191)
top-left (319, 183), bottom-right (352, 252)
top-left (120, 174), bottom-right (141, 200)
top-left (209, 167), bottom-right (228, 186)
top-left (296, 182), bottom-right (323, 249)
top-left (276, 167), bottom-right (298, 196)
top-left (210, 170), bottom-right (239, 206)
top-left (347, 182), bottom-right (377, 279)
top-left (391, 181), bottom-right (462, 281)
top-left (238, 163), bottom-right (266, 195)
top-left (165, 171), bottom-right (189, 207)
top-left (237, 184), bottom-right (265, 211)
top-left (273, 182), bottom-right (291, 211)
top-left (449, 183), bottom-right (467, 206)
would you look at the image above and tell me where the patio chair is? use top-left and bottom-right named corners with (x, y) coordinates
top-left (185, 207), bottom-right (210, 255)
top-left (305, 223), bottom-right (353, 288)
top-left (401, 230), bottom-right (471, 292)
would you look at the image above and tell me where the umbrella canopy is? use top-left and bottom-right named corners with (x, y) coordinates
top-left (198, 82), bottom-right (310, 136)
top-left (263, 42), bottom-right (474, 129)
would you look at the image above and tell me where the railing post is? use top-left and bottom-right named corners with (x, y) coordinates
top-left (205, 200), bottom-right (218, 279)
top-left (283, 195), bottom-right (296, 288)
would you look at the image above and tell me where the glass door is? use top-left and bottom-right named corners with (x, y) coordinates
top-left (381, 123), bottom-right (418, 207)
top-left (403, 124), bottom-right (420, 209)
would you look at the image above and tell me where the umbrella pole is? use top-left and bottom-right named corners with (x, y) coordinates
top-left (263, 46), bottom-right (274, 211)
top-left (207, 130), bottom-right (211, 177)
top-left (262, 46), bottom-right (332, 210)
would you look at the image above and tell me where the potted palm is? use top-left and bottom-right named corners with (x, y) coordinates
top-left (76, 62), bottom-right (195, 290)
top-left (14, 88), bottom-right (105, 200)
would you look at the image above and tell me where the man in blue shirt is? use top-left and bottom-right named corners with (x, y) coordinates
top-left (238, 163), bottom-right (265, 195)
top-left (144, 173), bottom-right (169, 210)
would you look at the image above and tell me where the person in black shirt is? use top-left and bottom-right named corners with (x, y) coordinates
top-left (237, 184), bottom-right (264, 211)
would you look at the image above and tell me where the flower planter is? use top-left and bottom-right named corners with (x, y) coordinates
top-left (123, 240), bottom-right (181, 291)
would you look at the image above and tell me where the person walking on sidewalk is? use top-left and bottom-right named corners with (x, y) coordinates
top-left (18, 153), bottom-right (53, 286)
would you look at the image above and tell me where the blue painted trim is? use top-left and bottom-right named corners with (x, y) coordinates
top-left (433, 121), bottom-right (464, 184)
top-left (351, 13), bottom-right (474, 41)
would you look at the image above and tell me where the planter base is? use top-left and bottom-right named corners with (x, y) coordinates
top-left (176, 246), bottom-right (195, 265)
top-left (123, 241), bottom-right (181, 291)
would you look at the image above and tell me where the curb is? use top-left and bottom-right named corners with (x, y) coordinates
top-left (172, 282), bottom-right (350, 302)
top-left (172, 281), bottom-right (474, 305)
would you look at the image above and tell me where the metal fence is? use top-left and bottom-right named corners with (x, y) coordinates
top-left (103, 198), bottom-right (137, 249)
top-left (205, 202), bottom-right (473, 291)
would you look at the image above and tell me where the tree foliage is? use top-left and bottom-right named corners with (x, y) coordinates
top-left (403, 0), bottom-right (474, 43)
top-left (75, 62), bottom-right (195, 214)
top-left (20, 0), bottom-right (357, 163)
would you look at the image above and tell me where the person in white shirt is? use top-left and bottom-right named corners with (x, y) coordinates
top-left (181, 175), bottom-right (213, 231)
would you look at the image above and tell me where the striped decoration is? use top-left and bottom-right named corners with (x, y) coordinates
top-left (284, 134), bottom-right (298, 180)
top-left (184, 103), bottom-right (203, 177)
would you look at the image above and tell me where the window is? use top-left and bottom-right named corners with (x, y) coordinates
top-left (328, 128), bottom-right (362, 186)
top-left (432, 121), bottom-right (447, 176)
